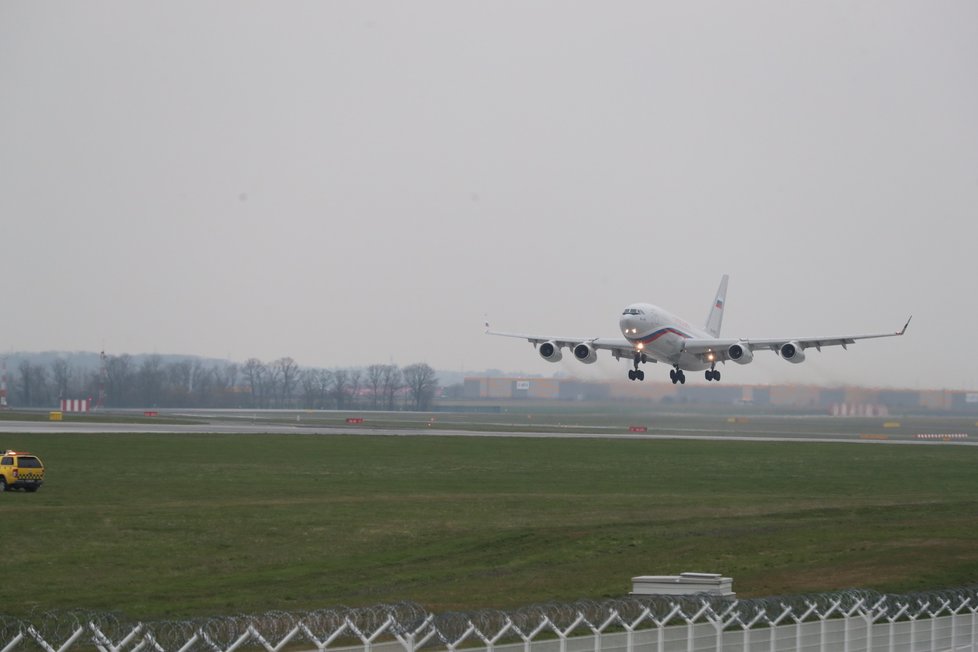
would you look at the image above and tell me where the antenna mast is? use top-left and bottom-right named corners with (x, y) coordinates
top-left (94, 350), bottom-right (107, 410)
top-left (0, 358), bottom-right (8, 409)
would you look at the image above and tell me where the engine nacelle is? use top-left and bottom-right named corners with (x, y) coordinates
top-left (573, 342), bottom-right (598, 364)
top-left (539, 341), bottom-right (563, 363)
top-left (780, 341), bottom-right (806, 363)
top-left (727, 342), bottom-right (754, 365)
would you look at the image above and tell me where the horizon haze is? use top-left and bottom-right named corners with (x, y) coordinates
top-left (2, 2), bottom-right (976, 389)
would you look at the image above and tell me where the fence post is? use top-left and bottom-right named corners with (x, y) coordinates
top-left (766, 605), bottom-right (793, 652)
top-left (588, 610), bottom-right (619, 652)
top-left (739, 608), bottom-right (765, 652)
top-left (474, 617), bottom-right (514, 652)
top-left (792, 602), bottom-right (818, 652)
top-left (947, 597), bottom-right (970, 652)
top-left (684, 603), bottom-right (711, 652)
top-left (0, 633), bottom-right (23, 652)
top-left (861, 597), bottom-right (887, 652)
top-left (885, 603), bottom-right (908, 652)
top-left (444, 622), bottom-right (476, 652)
top-left (515, 615), bottom-right (551, 652)
top-left (908, 601), bottom-right (930, 652)
top-left (972, 600), bottom-right (978, 651)
top-left (392, 614), bottom-right (437, 652)
top-left (651, 605), bottom-right (680, 652)
top-left (840, 597), bottom-right (865, 652)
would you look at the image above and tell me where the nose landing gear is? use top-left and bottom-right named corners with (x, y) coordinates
top-left (628, 351), bottom-right (646, 381)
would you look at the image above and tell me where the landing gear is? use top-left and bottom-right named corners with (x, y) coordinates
top-left (669, 367), bottom-right (686, 384)
top-left (628, 352), bottom-right (646, 381)
top-left (705, 364), bottom-right (721, 382)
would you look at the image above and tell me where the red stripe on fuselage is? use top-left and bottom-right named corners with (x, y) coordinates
top-left (631, 327), bottom-right (691, 345)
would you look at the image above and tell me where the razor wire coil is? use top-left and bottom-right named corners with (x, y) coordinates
top-left (3, 587), bottom-right (978, 652)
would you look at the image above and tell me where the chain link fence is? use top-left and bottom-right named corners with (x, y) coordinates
top-left (3, 587), bottom-right (977, 652)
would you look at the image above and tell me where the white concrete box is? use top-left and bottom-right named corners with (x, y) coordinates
top-left (631, 572), bottom-right (735, 597)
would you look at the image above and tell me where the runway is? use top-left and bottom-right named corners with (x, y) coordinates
top-left (1, 411), bottom-right (975, 446)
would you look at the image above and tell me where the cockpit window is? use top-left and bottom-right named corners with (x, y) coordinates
top-left (622, 308), bottom-right (644, 315)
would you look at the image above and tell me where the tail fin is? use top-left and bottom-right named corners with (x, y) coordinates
top-left (705, 274), bottom-right (729, 337)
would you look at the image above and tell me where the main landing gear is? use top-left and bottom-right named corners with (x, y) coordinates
top-left (669, 367), bottom-right (686, 384)
top-left (705, 364), bottom-right (721, 382)
top-left (627, 351), bottom-right (647, 381)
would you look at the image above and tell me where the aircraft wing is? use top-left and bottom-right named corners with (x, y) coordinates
top-left (680, 316), bottom-right (912, 363)
top-left (485, 326), bottom-right (658, 363)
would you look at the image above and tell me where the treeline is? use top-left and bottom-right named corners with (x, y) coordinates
top-left (5, 354), bottom-right (440, 411)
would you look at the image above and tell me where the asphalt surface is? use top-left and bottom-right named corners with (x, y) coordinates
top-left (1, 412), bottom-right (976, 446)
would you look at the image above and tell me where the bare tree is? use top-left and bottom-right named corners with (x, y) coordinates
top-left (402, 363), bottom-right (439, 411)
top-left (300, 369), bottom-right (319, 408)
top-left (137, 355), bottom-right (165, 406)
top-left (316, 369), bottom-right (333, 408)
top-left (366, 364), bottom-right (385, 409)
top-left (215, 363), bottom-right (240, 407)
top-left (381, 365), bottom-right (402, 411)
top-left (191, 362), bottom-right (215, 406)
top-left (272, 357), bottom-right (300, 407)
top-left (347, 369), bottom-right (362, 409)
top-left (17, 361), bottom-right (49, 407)
top-left (242, 358), bottom-right (266, 408)
top-left (166, 359), bottom-right (193, 404)
top-left (105, 354), bottom-right (133, 406)
top-left (332, 369), bottom-right (349, 410)
top-left (50, 358), bottom-right (72, 399)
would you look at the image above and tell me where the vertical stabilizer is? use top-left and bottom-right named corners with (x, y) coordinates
top-left (705, 275), bottom-right (729, 337)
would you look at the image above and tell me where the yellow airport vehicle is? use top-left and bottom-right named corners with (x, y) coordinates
top-left (0, 450), bottom-right (45, 493)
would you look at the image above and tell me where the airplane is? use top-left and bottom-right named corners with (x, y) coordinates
top-left (485, 275), bottom-right (911, 384)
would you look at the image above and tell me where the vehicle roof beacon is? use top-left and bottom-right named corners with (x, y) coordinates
top-left (630, 572), bottom-right (735, 598)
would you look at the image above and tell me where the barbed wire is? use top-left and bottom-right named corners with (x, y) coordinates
top-left (2, 587), bottom-right (977, 652)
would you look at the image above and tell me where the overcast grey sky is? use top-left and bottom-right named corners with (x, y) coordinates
top-left (2, 2), bottom-right (976, 389)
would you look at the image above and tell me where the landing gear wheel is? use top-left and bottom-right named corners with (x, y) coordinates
top-left (669, 369), bottom-right (677, 384)
top-left (636, 370), bottom-right (645, 381)
top-left (706, 370), bottom-right (713, 381)
top-left (678, 371), bottom-right (686, 384)
top-left (628, 369), bottom-right (636, 381)
top-left (714, 370), bottom-right (720, 382)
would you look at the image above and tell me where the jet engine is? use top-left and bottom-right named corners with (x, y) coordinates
top-left (573, 343), bottom-right (598, 364)
top-left (780, 341), bottom-right (806, 363)
top-left (539, 341), bottom-right (563, 363)
top-left (728, 342), bottom-right (754, 365)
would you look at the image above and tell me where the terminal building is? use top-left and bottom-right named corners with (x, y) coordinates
top-left (462, 376), bottom-right (978, 414)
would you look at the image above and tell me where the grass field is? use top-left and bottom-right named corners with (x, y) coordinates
top-left (2, 431), bottom-right (977, 618)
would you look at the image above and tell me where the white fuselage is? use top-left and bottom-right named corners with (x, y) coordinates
top-left (618, 303), bottom-right (714, 371)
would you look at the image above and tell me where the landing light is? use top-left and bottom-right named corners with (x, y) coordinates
top-left (637, 343), bottom-right (644, 350)
top-left (707, 353), bottom-right (715, 361)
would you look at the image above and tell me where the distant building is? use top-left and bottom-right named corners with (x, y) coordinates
top-left (461, 376), bottom-right (978, 413)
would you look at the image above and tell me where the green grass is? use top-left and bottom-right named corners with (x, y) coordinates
top-left (1, 432), bottom-right (977, 618)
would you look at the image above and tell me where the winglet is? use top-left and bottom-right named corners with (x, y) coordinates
top-left (899, 315), bottom-right (912, 335)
